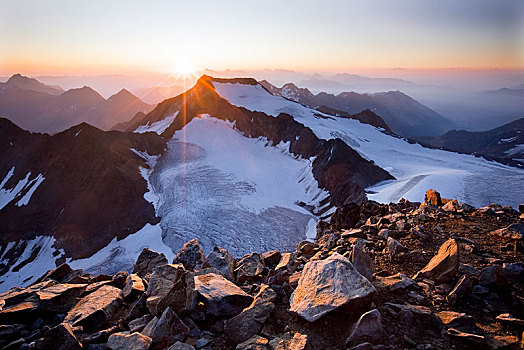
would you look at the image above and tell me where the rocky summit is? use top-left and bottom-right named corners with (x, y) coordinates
top-left (0, 190), bottom-right (523, 350)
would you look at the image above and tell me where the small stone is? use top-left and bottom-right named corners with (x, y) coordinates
top-left (40, 323), bottom-right (82, 350)
top-left (447, 274), bottom-right (472, 305)
top-left (479, 265), bottom-right (508, 290)
top-left (387, 237), bottom-right (408, 261)
top-left (107, 332), bottom-right (152, 350)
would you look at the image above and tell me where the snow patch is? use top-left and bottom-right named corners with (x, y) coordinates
top-left (16, 174), bottom-right (45, 206)
top-left (134, 111), bottom-right (179, 135)
top-left (0, 168), bottom-right (45, 211)
top-left (505, 144), bottom-right (524, 156)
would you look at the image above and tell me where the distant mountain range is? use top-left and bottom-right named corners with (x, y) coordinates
top-left (0, 74), bottom-right (154, 133)
top-left (299, 72), bottom-right (416, 93)
top-left (259, 80), bottom-right (455, 137)
top-left (416, 118), bottom-right (524, 168)
top-left (132, 85), bottom-right (185, 104)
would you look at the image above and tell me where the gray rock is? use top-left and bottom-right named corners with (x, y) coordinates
top-left (414, 238), bottom-right (459, 283)
top-left (142, 307), bottom-right (189, 349)
top-left (346, 309), bottom-right (384, 346)
top-left (167, 342), bottom-right (196, 350)
top-left (261, 250), bottom-right (281, 267)
top-left (64, 285), bottom-right (123, 330)
top-left (374, 273), bottom-right (415, 292)
top-left (155, 271), bottom-right (197, 317)
top-left (203, 246), bottom-right (236, 281)
top-left (123, 274), bottom-right (146, 299)
top-left (41, 323), bottom-right (82, 350)
top-left (173, 239), bottom-right (206, 271)
top-left (289, 253), bottom-right (376, 322)
top-left (236, 253), bottom-right (265, 283)
top-left (107, 332), bottom-right (152, 350)
top-left (349, 245), bottom-right (374, 281)
top-left (133, 248), bottom-right (168, 278)
top-left (386, 237), bottom-right (408, 261)
top-left (225, 285), bottom-right (276, 344)
top-left (128, 314), bottom-right (153, 333)
top-left (145, 264), bottom-right (186, 316)
top-left (194, 273), bottom-right (253, 317)
top-left (384, 303), bottom-right (443, 335)
top-left (502, 262), bottom-right (524, 278)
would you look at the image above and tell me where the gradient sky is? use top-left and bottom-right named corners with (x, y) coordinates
top-left (1, 0), bottom-right (523, 75)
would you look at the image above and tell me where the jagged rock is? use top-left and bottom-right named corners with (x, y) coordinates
top-left (32, 283), bottom-right (87, 313)
top-left (155, 271), bottom-right (197, 317)
top-left (479, 265), bottom-right (508, 290)
top-left (167, 342), bottom-right (195, 350)
top-left (424, 189), bottom-right (442, 206)
top-left (173, 239), bottom-right (206, 271)
top-left (489, 223), bottom-right (524, 240)
top-left (374, 273), bottom-right (415, 292)
top-left (386, 237), bottom-right (408, 261)
top-left (502, 262), bottom-right (523, 278)
top-left (225, 285), bottom-right (276, 344)
top-left (329, 203), bottom-right (361, 229)
top-left (447, 274), bottom-right (472, 305)
top-left (349, 245), bottom-right (374, 281)
top-left (40, 323), bottom-right (82, 350)
top-left (296, 241), bottom-right (316, 257)
top-left (442, 200), bottom-right (460, 212)
top-left (289, 253), bottom-right (376, 322)
top-left (133, 248), bottom-right (168, 278)
top-left (236, 253), bottom-right (265, 283)
top-left (384, 303), bottom-right (443, 335)
top-left (82, 325), bottom-right (120, 345)
top-left (460, 263), bottom-right (480, 278)
top-left (0, 280), bottom-right (56, 309)
top-left (112, 271), bottom-right (130, 289)
top-left (346, 309), bottom-right (384, 346)
top-left (203, 246), bottom-right (236, 281)
top-left (261, 250), bottom-right (282, 267)
top-left (145, 264), bottom-right (186, 316)
top-left (194, 336), bottom-right (212, 349)
top-left (128, 314), bottom-right (153, 333)
top-left (142, 307), bottom-right (189, 349)
top-left (235, 335), bottom-right (268, 350)
top-left (495, 313), bottom-right (524, 327)
top-left (64, 285), bottom-right (123, 330)
top-left (123, 274), bottom-right (146, 299)
top-left (414, 238), bottom-right (459, 283)
top-left (63, 269), bottom-right (88, 284)
top-left (37, 263), bottom-right (73, 283)
top-left (194, 273), bottom-right (253, 317)
top-left (268, 332), bottom-right (307, 350)
top-left (437, 311), bottom-right (476, 329)
top-left (275, 253), bottom-right (295, 273)
top-left (317, 232), bottom-right (341, 251)
top-left (107, 332), bottom-right (152, 350)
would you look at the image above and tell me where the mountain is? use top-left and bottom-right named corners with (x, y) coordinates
top-left (259, 80), bottom-right (455, 137)
top-left (0, 73), bottom-right (64, 95)
top-left (0, 75), bottom-right (154, 133)
top-left (416, 118), bottom-right (524, 168)
top-left (300, 73), bottom-right (416, 93)
top-left (132, 85), bottom-right (185, 104)
top-left (0, 75), bottom-right (523, 293)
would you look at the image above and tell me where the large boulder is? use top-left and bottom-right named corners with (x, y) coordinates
top-left (142, 307), bottom-right (189, 349)
top-left (64, 285), bottom-right (123, 330)
top-left (225, 285), bottom-right (277, 344)
top-left (107, 332), bottom-right (152, 350)
top-left (414, 238), bottom-right (459, 283)
top-left (155, 271), bottom-right (197, 317)
top-left (203, 246), bottom-right (236, 281)
top-left (424, 189), bottom-right (442, 206)
top-left (145, 264), bottom-right (186, 316)
top-left (194, 273), bottom-right (253, 317)
top-left (133, 248), bottom-right (168, 278)
top-left (346, 309), bottom-right (385, 346)
top-left (173, 239), bottom-right (206, 271)
top-left (289, 253), bottom-right (376, 322)
top-left (40, 323), bottom-right (82, 350)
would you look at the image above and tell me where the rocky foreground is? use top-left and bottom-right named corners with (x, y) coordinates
top-left (0, 190), bottom-right (523, 350)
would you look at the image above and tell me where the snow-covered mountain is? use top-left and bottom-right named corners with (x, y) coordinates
top-left (1, 75), bottom-right (523, 292)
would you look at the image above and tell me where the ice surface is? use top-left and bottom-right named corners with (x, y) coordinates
top-left (213, 82), bottom-right (524, 208)
top-left (148, 115), bottom-right (330, 256)
top-left (134, 111), bottom-right (179, 134)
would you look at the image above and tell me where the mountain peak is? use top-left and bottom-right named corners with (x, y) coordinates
top-left (3, 74), bottom-right (64, 95)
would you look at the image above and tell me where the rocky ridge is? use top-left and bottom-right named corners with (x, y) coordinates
top-left (0, 190), bottom-right (522, 349)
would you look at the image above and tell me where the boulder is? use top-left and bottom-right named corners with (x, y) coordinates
top-left (34, 283), bottom-right (87, 312)
top-left (107, 332), bottom-right (152, 350)
top-left (37, 263), bottom-right (73, 283)
top-left (479, 265), bottom-right (508, 290)
top-left (447, 274), bottom-right (472, 305)
top-left (275, 253), bottom-right (295, 273)
top-left (128, 314), bottom-right (153, 333)
top-left (40, 323), bottom-right (82, 350)
top-left (424, 189), bottom-right (442, 206)
top-left (489, 223), bottom-right (524, 241)
top-left (154, 271), bottom-right (197, 317)
top-left (202, 246), bottom-right (236, 281)
top-left (349, 245), bottom-right (374, 281)
top-left (235, 335), bottom-right (269, 350)
top-left (112, 271), bottom-right (130, 289)
top-left (386, 237), bottom-right (408, 261)
top-left (225, 285), bottom-right (276, 344)
top-left (374, 273), bottom-right (415, 293)
top-left (173, 239), bottom-right (206, 271)
top-left (236, 253), bottom-right (265, 283)
top-left (346, 309), bottom-right (384, 346)
top-left (384, 303), bottom-right (443, 335)
top-left (194, 273), bottom-right (253, 317)
top-left (289, 253), bottom-right (376, 322)
top-left (167, 342), bottom-right (196, 350)
top-left (414, 238), bottom-right (459, 283)
top-left (296, 241), bottom-right (316, 257)
top-left (269, 333), bottom-right (307, 350)
top-left (123, 274), bottom-right (146, 300)
top-left (261, 250), bottom-right (282, 267)
top-left (64, 285), bottom-right (123, 330)
top-left (133, 248), bottom-right (168, 278)
top-left (145, 264), bottom-right (186, 316)
top-left (142, 307), bottom-right (189, 349)
top-left (442, 200), bottom-right (460, 212)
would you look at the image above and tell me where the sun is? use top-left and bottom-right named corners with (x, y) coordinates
top-left (175, 57), bottom-right (195, 78)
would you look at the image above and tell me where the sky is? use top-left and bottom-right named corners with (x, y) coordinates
top-left (1, 0), bottom-right (523, 76)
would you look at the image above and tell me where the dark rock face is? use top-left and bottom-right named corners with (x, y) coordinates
top-left (173, 238), bottom-right (206, 271)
